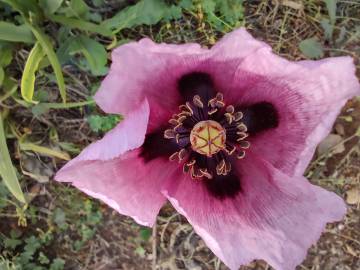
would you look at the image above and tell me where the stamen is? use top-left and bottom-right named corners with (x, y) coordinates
top-left (178, 149), bottom-right (187, 161)
top-left (169, 151), bottom-right (179, 161)
top-left (226, 105), bottom-right (235, 114)
top-left (234, 111), bottom-right (243, 121)
top-left (164, 129), bottom-right (176, 139)
top-left (237, 150), bottom-right (245, 159)
top-left (239, 140), bottom-right (250, 149)
top-left (193, 95), bottom-right (204, 108)
top-left (208, 108), bottom-right (218, 115)
top-left (199, 169), bottom-right (213, 179)
top-left (236, 132), bottom-right (248, 140)
top-left (224, 113), bottom-right (234, 124)
top-left (168, 118), bottom-right (178, 125)
top-left (164, 91), bottom-right (251, 181)
top-left (185, 102), bottom-right (194, 115)
top-left (225, 145), bottom-right (237, 155)
top-left (237, 123), bottom-right (247, 132)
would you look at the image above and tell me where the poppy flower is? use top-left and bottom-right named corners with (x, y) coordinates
top-left (55, 28), bottom-right (360, 270)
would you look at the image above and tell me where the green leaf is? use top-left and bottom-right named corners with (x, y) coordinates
top-left (87, 114), bottom-right (121, 132)
top-left (103, 0), bottom-right (170, 33)
top-left (0, 114), bottom-right (26, 203)
top-left (39, 0), bottom-right (64, 14)
top-left (49, 258), bottom-right (65, 270)
top-left (66, 0), bottom-right (89, 18)
top-left (27, 24), bottom-right (66, 102)
top-left (21, 42), bottom-right (46, 103)
top-left (58, 35), bottom-right (108, 76)
top-left (4, 237), bottom-right (22, 249)
top-left (0, 42), bottom-right (13, 67)
top-left (53, 207), bottom-right (66, 227)
top-left (324, 0), bottom-right (337, 25)
top-left (139, 228), bottom-right (152, 241)
top-left (299, 38), bottom-right (324, 59)
top-left (49, 14), bottom-right (113, 37)
top-left (0, 22), bottom-right (35, 43)
top-left (320, 18), bottom-right (333, 40)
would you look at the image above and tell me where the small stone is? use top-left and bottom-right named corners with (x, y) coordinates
top-left (346, 187), bottom-right (360, 205)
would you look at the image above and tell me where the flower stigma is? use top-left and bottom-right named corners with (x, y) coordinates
top-left (190, 120), bottom-right (226, 157)
top-left (164, 92), bottom-right (250, 180)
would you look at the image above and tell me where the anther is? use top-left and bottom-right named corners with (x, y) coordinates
top-left (185, 102), bottom-right (194, 115)
top-left (164, 129), bottom-right (176, 139)
top-left (193, 95), bottom-right (204, 108)
top-left (224, 113), bottom-right (234, 124)
top-left (236, 132), bottom-right (248, 140)
top-left (234, 111), bottom-right (243, 122)
top-left (173, 124), bottom-right (183, 132)
top-left (225, 145), bottom-right (237, 155)
top-left (175, 133), bottom-right (180, 144)
top-left (199, 169), bottom-right (213, 179)
top-left (237, 150), bottom-right (246, 159)
top-left (239, 140), bottom-right (250, 149)
top-left (208, 108), bottom-right (218, 115)
top-left (216, 92), bottom-right (223, 101)
top-left (226, 105), bottom-right (235, 114)
top-left (178, 149), bottom-right (187, 161)
top-left (169, 152), bottom-right (179, 161)
top-left (168, 118), bottom-right (178, 125)
top-left (177, 116), bottom-right (187, 123)
top-left (237, 123), bottom-right (247, 132)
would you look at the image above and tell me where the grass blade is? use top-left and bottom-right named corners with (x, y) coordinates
top-left (27, 24), bottom-right (67, 103)
top-left (0, 22), bottom-right (35, 43)
top-left (50, 15), bottom-right (113, 37)
top-left (21, 42), bottom-right (46, 103)
top-left (19, 142), bottom-right (70, 160)
top-left (0, 114), bottom-right (26, 203)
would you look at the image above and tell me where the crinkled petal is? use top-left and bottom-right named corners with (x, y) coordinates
top-left (208, 28), bottom-right (360, 176)
top-left (162, 152), bottom-right (346, 270)
top-left (56, 150), bottom-right (175, 226)
top-left (63, 99), bottom-right (149, 168)
top-left (94, 39), bottom-right (207, 132)
top-left (55, 100), bottom-right (170, 226)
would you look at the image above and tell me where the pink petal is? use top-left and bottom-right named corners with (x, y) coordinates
top-left (55, 100), bottom-right (171, 226)
top-left (56, 150), bottom-right (175, 226)
top-left (94, 39), bottom-right (207, 132)
top-left (65, 99), bottom-right (149, 168)
top-left (209, 29), bottom-right (360, 176)
top-left (162, 152), bottom-right (346, 270)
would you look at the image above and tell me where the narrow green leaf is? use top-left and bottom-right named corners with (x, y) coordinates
top-left (1, 0), bottom-right (42, 16)
top-left (49, 15), bottom-right (113, 37)
top-left (0, 115), bottom-right (26, 203)
top-left (324, 0), bottom-right (337, 25)
top-left (299, 38), bottom-right (324, 59)
top-left (27, 24), bottom-right (66, 102)
top-left (0, 22), bottom-right (35, 43)
top-left (39, 0), bottom-right (64, 14)
top-left (0, 67), bottom-right (4, 86)
top-left (21, 42), bottom-right (46, 103)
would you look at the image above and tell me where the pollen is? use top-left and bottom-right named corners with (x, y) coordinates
top-left (190, 120), bottom-right (226, 157)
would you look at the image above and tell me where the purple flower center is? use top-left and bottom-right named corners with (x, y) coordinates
top-left (164, 93), bottom-right (250, 180)
top-left (140, 72), bottom-right (279, 199)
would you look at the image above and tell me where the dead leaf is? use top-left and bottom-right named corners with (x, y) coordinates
top-left (317, 134), bottom-right (345, 156)
top-left (346, 187), bottom-right (360, 205)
